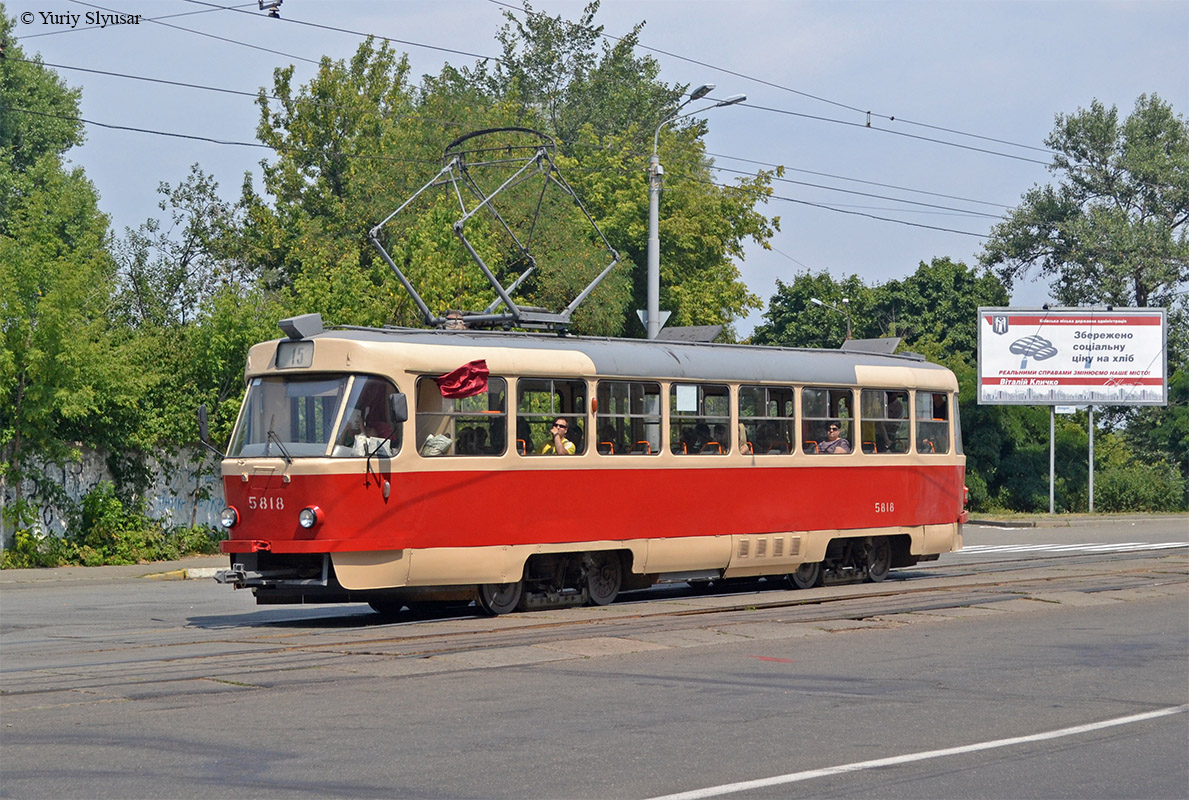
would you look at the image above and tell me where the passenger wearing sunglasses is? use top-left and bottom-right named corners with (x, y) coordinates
top-left (819, 421), bottom-right (851, 454)
top-left (540, 417), bottom-right (576, 455)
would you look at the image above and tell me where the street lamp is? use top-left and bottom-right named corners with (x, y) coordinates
top-left (810, 297), bottom-right (852, 342)
top-left (645, 86), bottom-right (747, 339)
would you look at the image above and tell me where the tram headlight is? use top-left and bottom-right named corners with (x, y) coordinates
top-left (298, 506), bottom-right (324, 529)
top-left (219, 506), bottom-right (239, 529)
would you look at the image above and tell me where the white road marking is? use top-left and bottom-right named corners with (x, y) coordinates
top-left (646, 705), bottom-right (1189, 800)
top-left (960, 542), bottom-right (1188, 555)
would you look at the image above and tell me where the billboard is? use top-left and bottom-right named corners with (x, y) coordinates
top-left (978, 308), bottom-right (1167, 406)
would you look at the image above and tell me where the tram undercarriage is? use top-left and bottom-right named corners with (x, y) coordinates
top-left (216, 532), bottom-right (940, 616)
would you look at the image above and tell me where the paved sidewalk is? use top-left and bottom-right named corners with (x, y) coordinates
top-left (968, 513), bottom-right (1187, 528)
top-left (0, 554), bottom-right (226, 585)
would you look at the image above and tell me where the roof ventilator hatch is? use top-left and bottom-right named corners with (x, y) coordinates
top-left (368, 128), bottom-right (620, 332)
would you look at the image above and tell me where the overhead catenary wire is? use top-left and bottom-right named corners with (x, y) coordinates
top-left (58, 0), bottom-right (322, 65)
top-left (169, 0), bottom-right (1058, 167)
top-left (1, 102), bottom-right (995, 239)
top-left (178, 0), bottom-right (504, 65)
top-left (486, 0), bottom-right (1060, 159)
top-left (14, 57), bottom-right (1018, 215)
top-left (17, 0), bottom-right (257, 39)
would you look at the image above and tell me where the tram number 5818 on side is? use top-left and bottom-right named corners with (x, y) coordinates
top-left (874, 501), bottom-right (895, 514)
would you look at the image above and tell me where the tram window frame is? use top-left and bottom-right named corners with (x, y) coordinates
top-left (915, 390), bottom-right (950, 454)
top-left (801, 387), bottom-right (854, 454)
top-left (859, 389), bottom-right (910, 454)
top-left (517, 378), bottom-right (587, 456)
top-left (595, 381), bottom-right (661, 455)
top-left (669, 383), bottom-right (731, 455)
top-left (331, 375), bottom-right (405, 458)
top-left (738, 385), bottom-right (795, 455)
top-left (414, 376), bottom-right (508, 457)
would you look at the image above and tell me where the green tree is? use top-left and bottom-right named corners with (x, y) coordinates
top-left (478, 1), bottom-right (777, 337)
top-left (112, 167), bottom-right (279, 450)
top-left (0, 9), bottom-right (84, 225)
top-left (982, 94), bottom-right (1187, 499)
top-left (0, 9), bottom-right (144, 544)
top-left (114, 165), bottom-right (252, 328)
top-left (750, 270), bottom-right (871, 348)
top-left (980, 94), bottom-right (1188, 357)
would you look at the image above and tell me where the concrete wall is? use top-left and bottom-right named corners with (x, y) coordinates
top-left (1, 447), bottom-right (223, 547)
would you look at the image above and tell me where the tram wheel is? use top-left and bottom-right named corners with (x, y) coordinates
top-left (864, 536), bottom-right (891, 582)
top-left (477, 581), bottom-right (524, 615)
top-left (788, 561), bottom-right (822, 590)
top-left (585, 552), bottom-right (623, 606)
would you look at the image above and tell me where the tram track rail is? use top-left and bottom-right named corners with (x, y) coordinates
top-left (3, 550), bottom-right (1184, 705)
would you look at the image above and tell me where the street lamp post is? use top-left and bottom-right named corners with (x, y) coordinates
top-left (645, 85), bottom-right (746, 339)
top-left (810, 297), bottom-right (852, 342)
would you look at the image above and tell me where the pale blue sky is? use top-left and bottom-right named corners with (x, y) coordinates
top-left (8, 0), bottom-right (1187, 335)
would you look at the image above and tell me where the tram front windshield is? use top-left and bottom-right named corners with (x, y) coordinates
top-left (229, 375), bottom-right (401, 458)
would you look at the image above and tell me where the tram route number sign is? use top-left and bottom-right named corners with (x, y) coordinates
top-left (977, 307), bottom-right (1167, 406)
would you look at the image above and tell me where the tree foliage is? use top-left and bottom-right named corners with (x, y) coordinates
top-left (980, 94), bottom-right (1188, 366)
top-left (981, 94), bottom-right (1187, 307)
top-left (0, 16), bottom-right (139, 494)
top-left (476, 2), bottom-right (776, 336)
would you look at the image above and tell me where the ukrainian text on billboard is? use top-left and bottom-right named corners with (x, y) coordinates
top-left (977, 308), bottom-right (1167, 405)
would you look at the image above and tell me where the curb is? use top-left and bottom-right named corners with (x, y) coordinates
top-left (142, 567), bottom-right (221, 581)
top-left (967, 518), bottom-right (1038, 528)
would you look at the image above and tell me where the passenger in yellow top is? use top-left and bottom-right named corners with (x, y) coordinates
top-left (540, 418), bottom-right (576, 455)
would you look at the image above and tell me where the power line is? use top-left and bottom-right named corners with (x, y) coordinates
top-left (16, 1), bottom-right (256, 39)
top-left (17, 56), bottom-right (1017, 216)
top-left (0, 105), bottom-right (440, 165)
top-left (3, 102), bottom-right (992, 239)
top-left (487, 0), bottom-right (1058, 159)
top-left (709, 164), bottom-right (1003, 218)
top-left (64, 0), bottom-right (322, 65)
top-left (706, 151), bottom-right (1012, 209)
top-left (11, 56), bottom-right (461, 129)
top-left (738, 102), bottom-right (1051, 166)
top-left (180, 0), bottom-right (505, 64)
top-left (172, 0), bottom-right (1055, 168)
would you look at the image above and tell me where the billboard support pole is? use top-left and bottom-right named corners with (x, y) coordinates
top-left (1049, 406), bottom-right (1055, 514)
top-left (1088, 406), bottom-right (1095, 513)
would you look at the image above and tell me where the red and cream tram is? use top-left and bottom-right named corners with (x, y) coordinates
top-left (213, 314), bottom-right (968, 614)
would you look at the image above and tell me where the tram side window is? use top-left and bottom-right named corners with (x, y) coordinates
top-left (517, 378), bottom-right (587, 455)
top-left (670, 383), bottom-right (730, 455)
top-left (415, 376), bottom-right (507, 457)
top-left (802, 387), bottom-right (853, 454)
top-left (916, 391), bottom-right (950, 454)
top-left (595, 381), bottom-right (661, 455)
top-left (860, 389), bottom-right (910, 454)
top-left (332, 376), bottom-right (404, 457)
top-left (739, 385), bottom-right (795, 454)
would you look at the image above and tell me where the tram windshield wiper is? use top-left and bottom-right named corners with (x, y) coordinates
top-left (265, 417), bottom-right (294, 467)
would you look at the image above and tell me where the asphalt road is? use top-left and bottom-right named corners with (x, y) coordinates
top-left (1, 517), bottom-right (1186, 799)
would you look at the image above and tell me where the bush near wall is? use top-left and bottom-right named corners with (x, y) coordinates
top-left (0, 482), bottom-right (222, 568)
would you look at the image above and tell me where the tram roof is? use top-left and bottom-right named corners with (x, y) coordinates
top-left (316, 325), bottom-right (954, 387)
